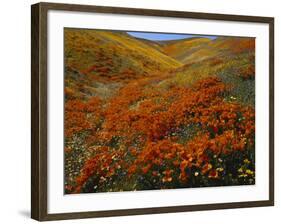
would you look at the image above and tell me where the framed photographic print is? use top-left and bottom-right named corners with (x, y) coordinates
top-left (31, 2), bottom-right (274, 221)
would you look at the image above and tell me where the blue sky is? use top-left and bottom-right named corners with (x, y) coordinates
top-left (127, 32), bottom-right (217, 41)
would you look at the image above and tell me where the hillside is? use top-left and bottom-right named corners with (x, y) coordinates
top-left (64, 30), bottom-right (255, 102)
top-left (160, 37), bottom-right (212, 63)
top-left (64, 29), bottom-right (185, 99)
top-left (146, 36), bottom-right (255, 64)
top-left (65, 29), bottom-right (182, 81)
top-left (64, 30), bottom-right (256, 194)
top-left (152, 36), bottom-right (255, 105)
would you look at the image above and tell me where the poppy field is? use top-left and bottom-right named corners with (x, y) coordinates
top-left (64, 29), bottom-right (255, 194)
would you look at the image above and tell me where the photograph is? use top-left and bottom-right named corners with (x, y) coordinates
top-left (64, 28), bottom-right (256, 194)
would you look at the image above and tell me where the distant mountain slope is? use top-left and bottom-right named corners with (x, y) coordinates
top-left (155, 37), bottom-right (255, 105)
top-left (65, 30), bottom-right (255, 105)
top-left (160, 37), bottom-right (212, 63)
top-left (158, 37), bottom-right (255, 65)
top-left (65, 29), bottom-right (182, 83)
top-left (133, 37), bottom-right (165, 53)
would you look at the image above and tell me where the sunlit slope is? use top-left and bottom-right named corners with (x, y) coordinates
top-left (64, 30), bottom-right (255, 105)
top-left (158, 37), bottom-right (254, 64)
top-left (64, 34), bottom-right (256, 193)
top-left (64, 29), bottom-right (182, 82)
top-left (160, 37), bottom-right (212, 63)
top-left (156, 37), bottom-right (255, 106)
top-left (133, 37), bottom-right (165, 53)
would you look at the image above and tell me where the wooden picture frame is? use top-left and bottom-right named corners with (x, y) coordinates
top-left (31, 2), bottom-right (274, 221)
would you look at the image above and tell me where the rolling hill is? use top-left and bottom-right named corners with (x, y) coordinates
top-left (152, 36), bottom-right (255, 105)
top-left (65, 29), bottom-right (182, 81)
top-left (64, 28), bottom-right (185, 99)
top-left (64, 29), bottom-right (255, 104)
top-left (160, 37), bottom-right (212, 63)
top-left (64, 30), bottom-right (256, 193)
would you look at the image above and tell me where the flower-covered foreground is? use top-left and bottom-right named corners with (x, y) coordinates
top-left (64, 29), bottom-right (255, 194)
